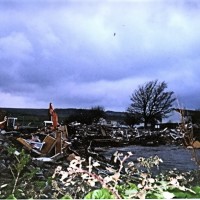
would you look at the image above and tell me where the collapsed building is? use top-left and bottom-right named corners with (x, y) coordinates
top-left (0, 105), bottom-right (200, 164)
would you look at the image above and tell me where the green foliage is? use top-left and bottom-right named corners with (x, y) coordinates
top-left (84, 188), bottom-right (115, 199)
top-left (52, 152), bottom-right (200, 199)
top-left (52, 152), bottom-right (132, 199)
top-left (15, 149), bottom-right (30, 172)
top-left (124, 112), bottom-right (140, 127)
top-left (7, 146), bottom-right (17, 155)
top-left (6, 194), bottom-right (17, 200)
top-left (3, 145), bottom-right (200, 199)
top-left (3, 147), bottom-right (51, 199)
top-left (90, 106), bottom-right (105, 123)
top-left (34, 180), bottom-right (46, 190)
top-left (22, 167), bottom-right (39, 181)
top-left (66, 110), bottom-right (92, 124)
top-left (114, 174), bottom-right (200, 199)
top-left (65, 106), bottom-right (105, 125)
top-left (137, 155), bottom-right (163, 173)
top-left (168, 186), bottom-right (200, 199)
top-left (117, 183), bottom-right (138, 199)
top-left (192, 186), bottom-right (200, 197)
top-left (6, 148), bottom-right (31, 198)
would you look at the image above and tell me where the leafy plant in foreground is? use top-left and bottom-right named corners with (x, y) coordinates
top-left (52, 152), bottom-right (200, 199)
top-left (52, 152), bottom-right (133, 199)
top-left (3, 147), bottom-right (41, 199)
top-left (7, 147), bottom-right (30, 198)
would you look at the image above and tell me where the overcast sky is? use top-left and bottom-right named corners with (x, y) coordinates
top-left (0, 0), bottom-right (200, 113)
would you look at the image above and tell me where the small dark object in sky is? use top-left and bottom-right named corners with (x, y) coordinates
top-left (114, 33), bottom-right (116, 36)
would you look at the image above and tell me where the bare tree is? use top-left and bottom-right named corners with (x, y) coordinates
top-left (90, 106), bottom-right (105, 123)
top-left (127, 80), bottom-right (176, 129)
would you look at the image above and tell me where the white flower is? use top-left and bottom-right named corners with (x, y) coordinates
top-left (88, 179), bottom-right (96, 187)
top-left (103, 176), bottom-right (113, 183)
top-left (60, 171), bottom-right (68, 182)
top-left (74, 156), bottom-right (81, 160)
top-left (81, 174), bottom-right (89, 179)
top-left (92, 161), bottom-right (100, 167)
top-left (112, 172), bottom-right (120, 181)
top-left (106, 167), bottom-right (117, 173)
top-left (147, 178), bottom-right (155, 183)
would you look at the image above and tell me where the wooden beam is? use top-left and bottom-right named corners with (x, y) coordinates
top-left (40, 135), bottom-right (56, 155)
top-left (55, 131), bottom-right (62, 154)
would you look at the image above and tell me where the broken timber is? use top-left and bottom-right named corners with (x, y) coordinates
top-left (40, 135), bottom-right (57, 155)
top-left (55, 131), bottom-right (62, 154)
top-left (17, 138), bottom-right (42, 155)
top-left (17, 134), bottom-right (59, 156)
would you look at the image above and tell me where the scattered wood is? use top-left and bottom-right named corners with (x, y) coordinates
top-left (40, 135), bottom-right (56, 155)
top-left (55, 131), bottom-right (62, 154)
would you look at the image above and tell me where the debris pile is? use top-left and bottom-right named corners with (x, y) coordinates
top-left (0, 123), bottom-right (124, 199)
top-left (68, 122), bottom-right (185, 147)
top-left (1, 103), bottom-right (200, 198)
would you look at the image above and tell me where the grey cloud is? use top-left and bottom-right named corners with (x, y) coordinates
top-left (0, 1), bottom-right (200, 111)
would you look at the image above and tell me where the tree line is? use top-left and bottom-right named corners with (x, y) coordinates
top-left (64, 80), bottom-right (176, 129)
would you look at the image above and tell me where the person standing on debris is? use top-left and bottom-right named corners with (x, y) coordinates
top-left (49, 102), bottom-right (54, 121)
top-left (48, 102), bottom-right (59, 129)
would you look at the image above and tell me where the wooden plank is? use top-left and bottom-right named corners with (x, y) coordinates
top-left (31, 148), bottom-right (42, 155)
top-left (16, 138), bottom-right (41, 155)
top-left (63, 125), bottom-right (68, 139)
top-left (40, 135), bottom-right (56, 155)
top-left (58, 125), bottom-right (68, 139)
top-left (55, 131), bottom-right (62, 154)
top-left (100, 126), bottom-right (107, 136)
top-left (51, 152), bottom-right (64, 161)
top-left (17, 137), bottom-right (32, 151)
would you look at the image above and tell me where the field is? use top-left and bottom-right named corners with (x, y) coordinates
top-left (0, 107), bottom-right (126, 127)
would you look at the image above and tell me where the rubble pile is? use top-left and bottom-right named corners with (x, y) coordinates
top-left (0, 125), bottom-right (120, 199)
top-left (0, 121), bottom-right (189, 163)
top-left (68, 122), bottom-right (184, 147)
top-left (0, 132), bottom-right (54, 198)
top-left (1, 104), bottom-right (200, 198)
top-left (0, 127), bottom-right (83, 198)
top-left (0, 120), bottom-right (200, 199)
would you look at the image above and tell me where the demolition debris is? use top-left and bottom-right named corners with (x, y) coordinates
top-left (0, 103), bottom-right (200, 163)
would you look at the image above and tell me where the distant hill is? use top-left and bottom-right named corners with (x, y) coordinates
top-left (0, 107), bottom-right (126, 125)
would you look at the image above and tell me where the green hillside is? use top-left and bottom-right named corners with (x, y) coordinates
top-left (0, 107), bottom-right (126, 126)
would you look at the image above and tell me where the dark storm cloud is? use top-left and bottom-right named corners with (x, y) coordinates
top-left (0, 0), bottom-right (200, 112)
